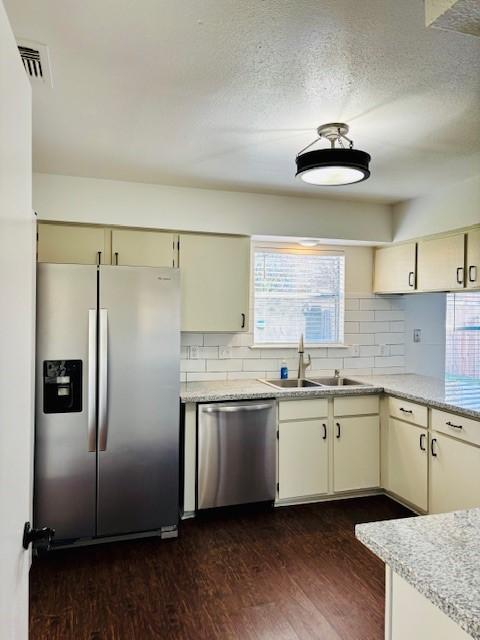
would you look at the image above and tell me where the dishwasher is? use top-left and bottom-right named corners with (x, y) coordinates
top-left (197, 400), bottom-right (276, 510)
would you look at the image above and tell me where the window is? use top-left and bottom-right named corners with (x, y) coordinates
top-left (253, 245), bottom-right (345, 345)
top-left (446, 293), bottom-right (480, 380)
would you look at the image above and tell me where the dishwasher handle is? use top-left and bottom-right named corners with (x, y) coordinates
top-left (202, 403), bottom-right (273, 413)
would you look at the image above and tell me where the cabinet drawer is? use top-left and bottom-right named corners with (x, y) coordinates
top-left (431, 409), bottom-right (480, 447)
top-left (388, 396), bottom-right (428, 427)
top-left (278, 399), bottom-right (328, 421)
top-left (333, 395), bottom-right (379, 417)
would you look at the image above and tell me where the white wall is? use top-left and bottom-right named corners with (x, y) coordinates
top-left (33, 172), bottom-right (393, 242)
top-left (0, 2), bottom-right (34, 638)
top-left (403, 294), bottom-right (446, 379)
top-left (393, 175), bottom-right (480, 242)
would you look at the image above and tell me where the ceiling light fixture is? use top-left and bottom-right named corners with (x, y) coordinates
top-left (295, 123), bottom-right (370, 186)
top-left (298, 239), bottom-right (320, 247)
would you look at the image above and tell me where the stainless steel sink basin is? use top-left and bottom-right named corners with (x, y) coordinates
top-left (310, 377), bottom-right (366, 386)
top-left (260, 379), bottom-right (322, 389)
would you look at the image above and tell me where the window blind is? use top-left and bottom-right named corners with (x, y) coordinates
top-left (253, 247), bottom-right (345, 345)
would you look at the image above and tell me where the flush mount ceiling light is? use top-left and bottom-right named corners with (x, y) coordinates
top-left (298, 239), bottom-right (320, 247)
top-left (295, 123), bottom-right (371, 186)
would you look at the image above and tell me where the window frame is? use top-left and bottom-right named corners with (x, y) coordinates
top-left (252, 242), bottom-right (346, 348)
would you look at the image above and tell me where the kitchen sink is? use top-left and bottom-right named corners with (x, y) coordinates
top-left (309, 377), bottom-right (366, 386)
top-left (260, 379), bottom-right (322, 389)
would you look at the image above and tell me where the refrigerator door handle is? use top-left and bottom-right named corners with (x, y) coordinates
top-left (98, 309), bottom-right (109, 451)
top-left (87, 310), bottom-right (97, 452)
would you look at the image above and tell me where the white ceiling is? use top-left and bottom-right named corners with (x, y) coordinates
top-left (5, 0), bottom-right (480, 203)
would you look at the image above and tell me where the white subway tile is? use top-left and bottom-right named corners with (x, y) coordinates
top-left (344, 322), bottom-right (360, 333)
top-left (328, 346), bottom-right (354, 357)
top-left (374, 333), bottom-right (405, 345)
top-left (359, 298), bottom-right (392, 311)
top-left (343, 357), bottom-right (375, 369)
top-left (359, 345), bottom-right (382, 357)
top-left (345, 310), bottom-right (375, 322)
top-left (311, 358), bottom-right (344, 369)
top-left (342, 368), bottom-right (373, 376)
top-left (345, 298), bottom-right (360, 311)
top-left (359, 321), bottom-right (390, 333)
top-left (390, 344), bottom-right (405, 356)
top-left (197, 346), bottom-right (219, 359)
top-left (345, 333), bottom-right (375, 345)
top-left (259, 348), bottom-right (298, 358)
top-left (374, 356), bottom-right (405, 367)
top-left (246, 359), bottom-right (279, 371)
top-left (187, 372), bottom-right (227, 381)
top-left (180, 359), bottom-right (206, 372)
top-left (203, 334), bottom-right (235, 346)
top-left (180, 372), bottom-right (187, 382)
top-left (390, 321), bottom-right (405, 332)
top-left (227, 371), bottom-right (264, 380)
top-left (181, 333), bottom-right (204, 346)
top-left (206, 360), bottom-right (242, 372)
top-left (372, 367), bottom-right (405, 375)
top-left (374, 310), bottom-right (404, 322)
top-left (229, 347), bottom-right (256, 359)
top-left (230, 333), bottom-right (254, 347)
top-left (180, 346), bottom-right (189, 358)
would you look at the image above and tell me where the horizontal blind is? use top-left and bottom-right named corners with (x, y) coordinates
top-left (254, 247), bottom-right (345, 345)
top-left (446, 293), bottom-right (480, 380)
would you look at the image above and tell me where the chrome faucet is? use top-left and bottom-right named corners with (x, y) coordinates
top-left (297, 334), bottom-right (311, 380)
top-left (334, 368), bottom-right (341, 380)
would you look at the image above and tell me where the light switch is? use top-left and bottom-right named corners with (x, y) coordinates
top-left (413, 329), bottom-right (422, 343)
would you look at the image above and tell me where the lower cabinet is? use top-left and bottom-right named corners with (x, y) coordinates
top-left (333, 415), bottom-right (380, 492)
top-left (429, 432), bottom-right (480, 514)
top-left (278, 419), bottom-right (328, 500)
top-left (387, 418), bottom-right (428, 511)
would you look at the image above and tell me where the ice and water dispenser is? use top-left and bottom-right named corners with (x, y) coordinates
top-left (43, 360), bottom-right (82, 413)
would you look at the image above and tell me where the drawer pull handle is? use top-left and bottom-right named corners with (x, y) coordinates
top-left (446, 420), bottom-right (463, 430)
top-left (322, 423), bottom-right (327, 440)
top-left (431, 437), bottom-right (438, 457)
top-left (335, 422), bottom-right (341, 439)
top-left (399, 407), bottom-right (413, 414)
top-left (469, 265), bottom-right (477, 283)
top-left (419, 433), bottom-right (426, 451)
top-left (241, 313), bottom-right (246, 329)
top-left (408, 271), bottom-right (415, 287)
top-left (456, 266), bottom-right (464, 285)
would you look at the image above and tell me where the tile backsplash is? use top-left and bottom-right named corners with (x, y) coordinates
top-left (180, 294), bottom-right (406, 382)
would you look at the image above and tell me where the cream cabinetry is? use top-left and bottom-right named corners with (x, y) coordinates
top-left (111, 228), bottom-right (177, 267)
top-left (333, 395), bottom-right (380, 493)
top-left (429, 432), bottom-right (480, 514)
top-left (277, 400), bottom-right (328, 501)
top-left (417, 233), bottom-right (466, 291)
top-left (179, 233), bottom-right (250, 332)
top-left (373, 243), bottom-right (416, 294)
top-left (37, 222), bottom-right (109, 265)
top-left (387, 418), bottom-right (428, 511)
top-left (466, 228), bottom-right (480, 289)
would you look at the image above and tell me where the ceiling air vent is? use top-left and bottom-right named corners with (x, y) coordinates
top-left (17, 39), bottom-right (53, 87)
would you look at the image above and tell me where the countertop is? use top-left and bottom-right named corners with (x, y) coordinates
top-left (180, 373), bottom-right (480, 419)
top-left (356, 509), bottom-right (480, 639)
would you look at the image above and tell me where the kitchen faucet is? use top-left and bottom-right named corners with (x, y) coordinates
top-left (297, 334), bottom-right (311, 380)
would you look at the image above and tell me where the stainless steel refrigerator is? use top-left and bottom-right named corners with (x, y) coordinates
top-left (35, 263), bottom-right (180, 546)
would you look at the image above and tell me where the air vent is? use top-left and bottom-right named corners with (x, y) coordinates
top-left (16, 39), bottom-right (53, 87)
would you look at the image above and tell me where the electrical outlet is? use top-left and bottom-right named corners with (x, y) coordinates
top-left (413, 329), bottom-right (422, 343)
top-left (351, 345), bottom-right (360, 357)
top-left (189, 346), bottom-right (200, 359)
top-left (379, 344), bottom-right (389, 356)
top-left (219, 347), bottom-right (232, 359)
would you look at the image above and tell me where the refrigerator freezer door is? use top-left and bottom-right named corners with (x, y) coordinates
top-left (35, 264), bottom-right (97, 540)
top-left (97, 266), bottom-right (180, 536)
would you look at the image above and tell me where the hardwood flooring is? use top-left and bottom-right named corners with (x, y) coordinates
top-left (29, 496), bottom-right (411, 640)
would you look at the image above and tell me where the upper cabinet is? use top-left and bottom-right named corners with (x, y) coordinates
top-left (417, 233), bottom-right (466, 292)
top-left (466, 228), bottom-right (480, 290)
top-left (373, 243), bottom-right (416, 294)
top-left (179, 233), bottom-right (250, 332)
top-left (111, 229), bottom-right (177, 267)
top-left (38, 222), bottom-right (109, 265)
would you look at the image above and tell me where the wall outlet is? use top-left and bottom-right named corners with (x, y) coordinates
top-left (413, 329), bottom-right (422, 343)
top-left (351, 345), bottom-right (360, 357)
top-left (219, 347), bottom-right (232, 359)
top-left (379, 344), bottom-right (389, 356)
top-left (189, 346), bottom-right (200, 359)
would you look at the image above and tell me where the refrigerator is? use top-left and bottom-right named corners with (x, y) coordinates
top-left (35, 263), bottom-right (180, 546)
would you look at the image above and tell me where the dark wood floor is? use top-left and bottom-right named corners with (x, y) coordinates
top-left (30, 496), bottom-right (411, 640)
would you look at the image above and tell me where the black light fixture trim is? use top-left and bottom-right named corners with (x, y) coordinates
top-left (295, 122), bottom-right (371, 186)
top-left (295, 148), bottom-right (371, 183)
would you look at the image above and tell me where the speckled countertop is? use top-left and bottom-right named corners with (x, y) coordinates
top-left (356, 509), bottom-right (480, 639)
top-left (180, 373), bottom-right (480, 419)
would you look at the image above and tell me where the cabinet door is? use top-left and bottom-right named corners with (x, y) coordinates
top-left (466, 228), bottom-right (480, 290)
top-left (333, 415), bottom-right (380, 492)
top-left (430, 433), bottom-right (480, 514)
top-left (111, 229), bottom-right (176, 267)
top-left (374, 243), bottom-right (416, 294)
top-left (417, 233), bottom-right (465, 291)
top-left (37, 222), bottom-right (108, 264)
top-left (278, 420), bottom-right (328, 500)
top-left (179, 234), bottom-right (250, 332)
top-left (388, 418), bottom-right (428, 511)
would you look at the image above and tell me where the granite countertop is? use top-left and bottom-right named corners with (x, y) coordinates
top-left (180, 373), bottom-right (480, 419)
top-left (356, 509), bottom-right (480, 639)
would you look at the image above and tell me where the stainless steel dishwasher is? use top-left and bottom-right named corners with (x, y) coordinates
top-left (197, 400), bottom-right (276, 510)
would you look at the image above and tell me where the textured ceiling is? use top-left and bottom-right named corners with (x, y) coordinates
top-left (5, 0), bottom-right (480, 203)
top-left (426, 0), bottom-right (480, 37)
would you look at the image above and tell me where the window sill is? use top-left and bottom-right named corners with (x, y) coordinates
top-left (250, 343), bottom-right (348, 349)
